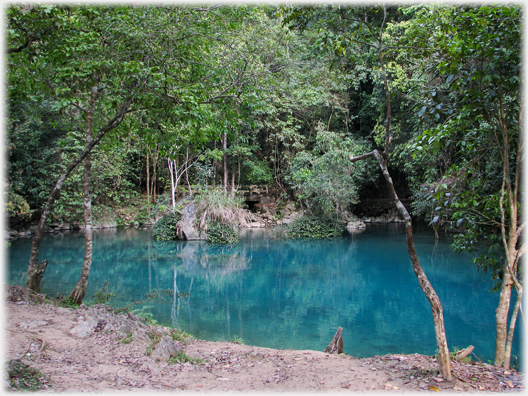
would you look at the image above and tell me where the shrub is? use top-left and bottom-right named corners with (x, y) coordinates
top-left (207, 221), bottom-right (239, 244)
top-left (286, 215), bottom-right (344, 239)
top-left (152, 213), bottom-right (182, 241)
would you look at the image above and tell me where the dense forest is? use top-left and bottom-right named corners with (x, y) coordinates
top-left (6, 4), bottom-right (522, 375)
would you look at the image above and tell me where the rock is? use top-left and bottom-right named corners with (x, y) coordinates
top-left (346, 221), bottom-right (366, 229)
top-left (19, 319), bottom-right (49, 330)
top-left (150, 336), bottom-right (181, 362)
top-left (69, 318), bottom-right (98, 338)
top-left (247, 222), bottom-right (265, 228)
top-left (181, 203), bottom-right (206, 241)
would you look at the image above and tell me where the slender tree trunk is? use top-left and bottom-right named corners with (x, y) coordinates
top-left (168, 158), bottom-right (176, 209)
top-left (493, 114), bottom-right (524, 368)
top-left (494, 262), bottom-right (513, 367)
top-left (372, 150), bottom-right (452, 381)
top-left (223, 132), bottom-right (228, 193)
top-left (186, 147), bottom-right (193, 197)
top-left (68, 86), bottom-right (97, 305)
top-left (504, 277), bottom-right (522, 369)
top-left (151, 150), bottom-right (158, 198)
top-left (26, 96), bottom-right (133, 292)
top-left (146, 151), bottom-right (150, 203)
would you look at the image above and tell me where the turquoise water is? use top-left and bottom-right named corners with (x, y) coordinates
top-left (6, 223), bottom-right (522, 366)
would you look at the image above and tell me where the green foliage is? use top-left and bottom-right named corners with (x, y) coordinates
top-left (289, 125), bottom-right (375, 218)
top-left (170, 328), bottom-right (195, 343)
top-left (152, 213), bottom-right (182, 241)
top-left (207, 221), bottom-right (239, 244)
top-left (403, 5), bottom-right (522, 291)
top-left (146, 331), bottom-right (163, 356)
top-left (286, 215), bottom-right (344, 239)
top-left (5, 186), bottom-right (33, 219)
top-left (59, 298), bottom-right (80, 309)
top-left (233, 335), bottom-right (245, 344)
top-left (93, 280), bottom-right (115, 305)
top-left (242, 159), bottom-right (274, 184)
top-left (168, 351), bottom-right (203, 365)
top-left (6, 360), bottom-right (50, 391)
top-left (120, 333), bottom-right (133, 344)
top-left (131, 305), bottom-right (158, 325)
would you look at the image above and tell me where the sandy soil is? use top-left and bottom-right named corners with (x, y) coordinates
top-left (4, 286), bottom-right (524, 393)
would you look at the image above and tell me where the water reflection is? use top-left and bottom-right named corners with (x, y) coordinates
top-left (6, 225), bottom-right (522, 367)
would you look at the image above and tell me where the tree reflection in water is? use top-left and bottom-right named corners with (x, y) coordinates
top-left (6, 225), bottom-right (522, 366)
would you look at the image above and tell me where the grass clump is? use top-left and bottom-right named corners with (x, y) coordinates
top-left (120, 333), bottom-right (133, 344)
top-left (195, 188), bottom-right (247, 227)
top-left (146, 330), bottom-right (163, 356)
top-left (168, 350), bottom-right (203, 365)
top-left (194, 188), bottom-right (257, 243)
top-left (93, 280), bottom-right (115, 304)
top-left (170, 328), bottom-right (194, 343)
top-left (6, 359), bottom-right (50, 390)
top-left (152, 212), bottom-right (182, 241)
top-left (286, 215), bottom-right (344, 239)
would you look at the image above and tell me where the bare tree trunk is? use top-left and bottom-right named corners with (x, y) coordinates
top-left (504, 279), bottom-right (522, 369)
top-left (223, 132), bottom-right (228, 193)
top-left (350, 150), bottom-right (452, 381)
top-left (26, 96), bottom-right (133, 292)
top-left (168, 158), bottom-right (175, 208)
top-left (372, 150), bottom-right (452, 381)
top-left (146, 151), bottom-right (150, 203)
top-left (494, 266), bottom-right (513, 366)
top-left (231, 167), bottom-right (235, 193)
top-left (494, 112), bottom-right (524, 368)
top-left (68, 86), bottom-right (97, 305)
top-left (151, 149), bottom-right (158, 198)
top-left (185, 147), bottom-right (193, 197)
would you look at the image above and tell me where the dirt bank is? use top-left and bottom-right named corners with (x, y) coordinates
top-left (4, 286), bottom-right (523, 393)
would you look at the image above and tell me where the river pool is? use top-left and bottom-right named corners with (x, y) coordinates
top-left (6, 223), bottom-right (522, 367)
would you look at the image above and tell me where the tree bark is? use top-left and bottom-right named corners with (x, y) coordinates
top-left (146, 151), bottom-right (150, 203)
top-left (454, 345), bottom-right (474, 361)
top-left (26, 96), bottom-right (133, 292)
top-left (68, 86), bottom-right (97, 305)
top-left (503, 280), bottom-right (521, 369)
top-left (223, 132), bottom-right (228, 193)
top-left (324, 327), bottom-right (344, 354)
top-left (494, 263), bottom-right (513, 367)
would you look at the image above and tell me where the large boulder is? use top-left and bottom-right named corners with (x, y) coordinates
top-left (180, 203), bottom-right (206, 241)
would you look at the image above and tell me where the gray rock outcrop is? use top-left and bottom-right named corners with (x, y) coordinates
top-left (180, 203), bottom-right (206, 241)
top-left (149, 336), bottom-right (182, 362)
top-left (69, 305), bottom-right (151, 343)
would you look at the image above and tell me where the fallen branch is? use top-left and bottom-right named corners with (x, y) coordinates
top-left (454, 345), bottom-right (474, 361)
